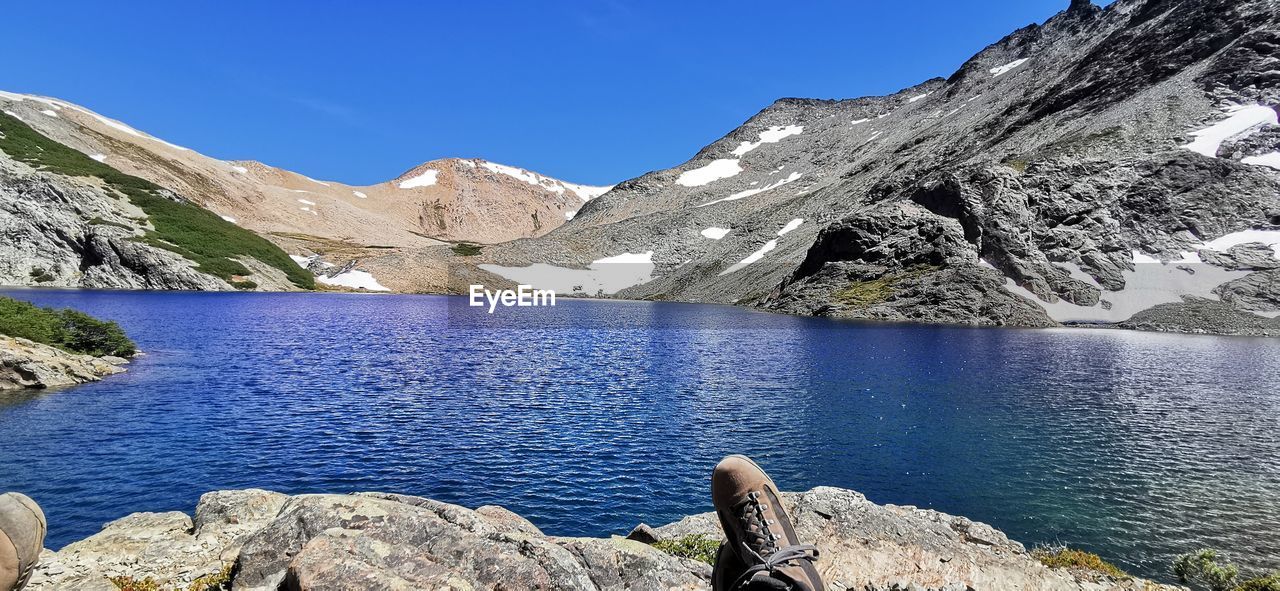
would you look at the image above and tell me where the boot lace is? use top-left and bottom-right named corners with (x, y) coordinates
top-left (731, 491), bottom-right (819, 590)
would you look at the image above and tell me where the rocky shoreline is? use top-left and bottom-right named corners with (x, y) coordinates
top-left (26, 487), bottom-right (1180, 591)
top-left (0, 335), bottom-right (128, 391)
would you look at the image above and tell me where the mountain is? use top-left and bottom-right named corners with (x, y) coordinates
top-left (3, 0), bottom-right (1277, 334)
top-left (0, 91), bottom-right (610, 292)
top-left (470, 0), bottom-right (1280, 335)
top-left (0, 91), bottom-right (610, 246)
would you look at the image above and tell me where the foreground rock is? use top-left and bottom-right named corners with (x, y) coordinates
top-left (0, 336), bottom-right (127, 391)
top-left (27, 487), bottom-right (1179, 591)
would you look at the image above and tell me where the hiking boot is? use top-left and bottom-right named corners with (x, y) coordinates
top-left (712, 455), bottom-right (822, 591)
top-left (0, 493), bottom-right (45, 591)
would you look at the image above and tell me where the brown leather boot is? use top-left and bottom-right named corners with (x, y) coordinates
top-left (0, 493), bottom-right (45, 591)
top-left (712, 455), bottom-right (823, 591)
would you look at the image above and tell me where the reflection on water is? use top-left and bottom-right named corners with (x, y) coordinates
top-left (0, 289), bottom-right (1277, 580)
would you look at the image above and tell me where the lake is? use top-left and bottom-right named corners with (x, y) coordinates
top-left (1, 289), bottom-right (1277, 581)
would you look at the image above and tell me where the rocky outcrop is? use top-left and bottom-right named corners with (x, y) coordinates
top-left (0, 156), bottom-right (232, 291)
top-left (0, 335), bottom-right (127, 390)
top-left (26, 487), bottom-right (1180, 591)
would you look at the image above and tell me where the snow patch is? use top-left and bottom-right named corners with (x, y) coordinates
top-left (399, 169), bottom-right (439, 189)
top-left (720, 241), bottom-right (776, 275)
top-left (701, 227), bottom-right (731, 240)
top-left (850, 118), bottom-right (870, 126)
top-left (89, 154), bottom-right (107, 162)
top-left (297, 198), bottom-right (316, 206)
top-left (1132, 251), bottom-right (1162, 264)
top-left (318, 270), bottom-right (390, 292)
top-left (220, 215), bottom-right (237, 224)
top-left (231, 165), bottom-right (248, 174)
top-left (1242, 152), bottom-right (1280, 170)
top-left (908, 93), bottom-right (930, 103)
top-left (0, 92), bottom-right (63, 110)
top-left (2, 110), bottom-right (21, 120)
top-left (677, 159), bottom-right (744, 187)
top-left (719, 219), bottom-right (803, 275)
top-left (39, 109), bottom-right (58, 118)
top-left (1201, 229), bottom-right (1280, 259)
top-left (304, 176), bottom-right (330, 187)
top-left (1182, 105), bottom-right (1278, 158)
top-left (777, 218), bottom-right (804, 236)
top-left (477, 161), bottom-right (611, 200)
top-left (563, 182), bottom-right (613, 201)
top-left (697, 172), bottom-right (802, 207)
top-left (990, 58), bottom-right (1029, 77)
top-left (1001, 263), bottom-right (1249, 324)
top-left (479, 251), bottom-right (655, 296)
top-left (565, 210), bottom-right (577, 220)
top-left (352, 190), bottom-right (367, 199)
top-left (731, 125), bottom-right (803, 156)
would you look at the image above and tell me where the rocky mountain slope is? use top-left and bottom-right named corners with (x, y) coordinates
top-left (0, 91), bottom-right (611, 249)
top-left (25, 487), bottom-right (1178, 591)
top-left (0, 112), bottom-right (310, 291)
top-left (469, 0), bottom-right (1280, 334)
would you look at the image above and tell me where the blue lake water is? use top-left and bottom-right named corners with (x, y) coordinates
top-left (0, 289), bottom-right (1278, 581)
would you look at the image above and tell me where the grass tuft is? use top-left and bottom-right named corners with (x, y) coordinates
top-left (651, 534), bottom-right (721, 565)
top-left (832, 266), bottom-right (936, 309)
top-left (110, 563), bottom-right (233, 591)
top-left (1033, 545), bottom-right (1129, 580)
top-left (451, 242), bottom-right (484, 256)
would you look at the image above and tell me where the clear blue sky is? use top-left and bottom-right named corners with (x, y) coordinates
top-left (3, 1), bottom-right (1107, 186)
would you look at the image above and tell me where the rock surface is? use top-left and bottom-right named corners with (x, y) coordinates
top-left (0, 335), bottom-right (127, 391)
top-left (26, 487), bottom-right (1180, 591)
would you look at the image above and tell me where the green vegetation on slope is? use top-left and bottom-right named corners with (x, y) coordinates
top-left (0, 112), bottom-right (313, 289)
top-left (1175, 549), bottom-right (1280, 591)
top-left (1031, 545), bottom-right (1129, 579)
top-left (832, 266), bottom-right (936, 309)
top-left (0, 296), bottom-right (136, 357)
top-left (451, 242), bottom-right (484, 256)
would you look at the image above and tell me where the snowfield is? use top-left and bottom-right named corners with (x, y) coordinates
top-left (719, 219), bottom-right (804, 275)
top-left (698, 172), bottom-right (802, 207)
top-left (701, 227), bottom-right (731, 240)
top-left (399, 169), bottom-right (439, 189)
top-left (317, 269), bottom-right (391, 292)
top-left (1242, 152), bottom-right (1280, 170)
top-left (480, 251), bottom-right (656, 296)
top-left (478, 161), bottom-right (611, 200)
top-left (731, 125), bottom-right (804, 156)
top-left (1182, 104), bottom-right (1278, 158)
top-left (990, 58), bottom-right (1029, 77)
top-left (676, 159), bottom-right (743, 187)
